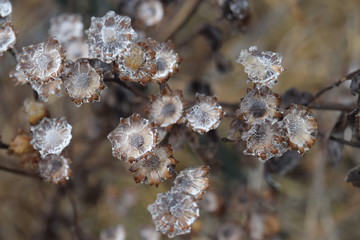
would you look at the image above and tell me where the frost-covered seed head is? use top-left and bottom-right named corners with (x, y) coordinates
top-left (49, 14), bottom-right (83, 44)
top-left (137, 0), bottom-right (164, 27)
top-left (0, 22), bottom-right (15, 56)
top-left (86, 11), bottom-right (138, 63)
top-left (108, 114), bottom-right (158, 162)
top-left (30, 79), bottom-right (62, 102)
top-left (237, 46), bottom-right (284, 88)
top-left (117, 42), bottom-right (157, 84)
top-left (235, 86), bottom-right (281, 124)
top-left (62, 58), bottom-right (106, 107)
top-left (100, 225), bottom-right (126, 240)
top-left (147, 190), bottom-right (200, 238)
top-left (65, 39), bottom-right (89, 61)
top-left (146, 88), bottom-right (184, 128)
top-left (30, 117), bottom-right (72, 158)
top-left (129, 145), bottom-right (178, 187)
top-left (0, 0), bottom-right (11, 18)
top-left (242, 120), bottom-right (288, 161)
top-left (9, 69), bottom-right (28, 85)
top-left (185, 93), bottom-right (223, 134)
top-left (283, 104), bottom-right (318, 154)
top-left (172, 165), bottom-right (210, 200)
top-left (38, 154), bottom-right (71, 184)
top-left (147, 38), bottom-right (182, 83)
top-left (23, 99), bottom-right (50, 125)
top-left (16, 38), bottom-right (65, 83)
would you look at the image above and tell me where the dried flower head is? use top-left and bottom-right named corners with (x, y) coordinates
top-left (185, 93), bottom-right (223, 134)
top-left (49, 14), bottom-right (83, 44)
top-left (16, 38), bottom-right (65, 83)
top-left (137, 0), bottom-right (164, 27)
top-left (65, 39), bottom-right (89, 61)
top-left (129, 145), bottom-right (178, 187)
top-left (9, 130), bottom-right (36, 155)
top-left (30, 117), bottom-right (72, 157)
top-left (116, 42), bottom-right (157, 84)
top-left (172, 165), bottom-right (210, 200)
top-left (146, 88), bottom-right (184, 128)
top-left (100, 225), bottom-right (126, 240)
top-left (30, 79), bottom-right (62, 102)
top-left (0, 22), bottom-right (15, 55)
top-left (242, 120), bottom-right (288, 161)
top-left (0, 0), bottom-right (12, 18)
top-left (62, 58), bottom-right (106, 107)
top-left (237, 46), bottom-right (284, 88)
top-left (86, 11), bottom-right (138, 63)
top-left (38, 154), bottom-right (71, 184)
top-left (147, 38), bottom-right (182, 83)
top-left (147, 190), bottom-right (200, 238)
top-left (283, 104), bottom-right (318, 154)
top-left (23, 99), bottom-right (50, 125)
top-left (108, 114), bottom-right (158, 162)
top-left (235, 87), bottom-right (281, 124)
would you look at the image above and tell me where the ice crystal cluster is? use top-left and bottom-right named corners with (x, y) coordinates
top-left (230, 46), bottom-right (318, 161)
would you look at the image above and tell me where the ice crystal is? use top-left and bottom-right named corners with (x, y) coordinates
top-left (30, 78), bottom-right (62, 102)
top-left (0, 22), bottom-right (15, 55)
top-left (38, 154), bottom-right (71, 184)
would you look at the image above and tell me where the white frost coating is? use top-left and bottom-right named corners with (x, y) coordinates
top-left (100, 224), bottom-right (126, 240)
top-left (30, 79), bottom-right (62, 102)
top-left (0, 0), bottom-right (12, 18)
top-left (30, 117), bottom-right (72, 157)
top-left (147, 190), bottom-right (200, 238)
top-left (38, 155), bottom-right (70, 183)
top-left (0, 23), bottom-right (15, 55)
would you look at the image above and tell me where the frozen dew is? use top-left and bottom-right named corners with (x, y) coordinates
top-left (242, 120), bottom-right (288, 161)
top-left (62, 58), bottom-right (106, 107)
top-left (236, 46), bottom-right (284, 88)
top-left (146, 88), bottom-right (184, 128)
top-left (49, 14), bottom-right (83, 44)
top-left (185, 93), bottom-right (223, 134)
top-left (117, 41), bottom-right (157, 84)
top-left (283, 104), bottom-right (318, 154)
top-left (147, 38), bottom-right (182, 83)
top-left (235, 86), bottom-right (281, 125)
top-left (30, 117), bottom-right (72, 158)
top-left (0, 0), bottom-right (11, 18)
top-left (38, 154), bottom-right (71, 184)
top-left (107, 114), bottom-right (158, 162)
top-left (30, 78), bottom-right (62, 102)
top-left (23, 99), bottom-right (49, 125)
top-left (137, 0), bottom-right (164, 27)
top-left (147, 190), bottom-right (200, 238)
top-left (16, 38), bottom-right (65, 83)
top-left (129, 145), bottom-right (178, 187)
top-left (100, 224), bottom-right (126, 240)
top-left (172, 165), bottom-right (210, 200)
top-left (0, 22), bottom-right (15, 55)
top-left (86, 11), bottom-right (138, 63)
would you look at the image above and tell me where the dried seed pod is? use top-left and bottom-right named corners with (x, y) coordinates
top-left (147, 38), bottom-right (182, 83)
top-left (236, 46), bottom-right (284, 88)
top-left (242, 120), bottom-right (288, 161)
top-left (0, 0), bottom-right (12, 18)
top-left (116, 41), bottom-right (157, 84)
top-left (172, 165), bottom-right (210, 200)
top-left (100, 225), bottom-right (126, 240)
top-left (16, 38), bottom-right (65, 83)
top-left (86, 11), bottom-right (138, 63)
top-left (0, 22), bottom-right (15, 56)
top-left (283, 104), bottom-right (318, 154)
top-left (38, 154), bottom-right (71, 184)
top-left (49, 14), bottom-right (83, 44)
top-left (185, 93), bottom-right (223, 134)
top-left (235, 86), bottom-right (281, 125)
top-left (23, 99), bottom-right (50, 125)
top-left (129, 145), bottom-right (178, 187)
top-left (107, 114), bottom-right (158, 162)
top-left (147, 190), bottom-right (200, 238)
top-left (136, 0), bottom-right (164, 27)
top-left (62, 58), bottom-right (106, 107)
top-left (146, 88), bottom-right (184, 128)
top-left (30, 78), bottom-right (62, 102)
top-left (30, 117), bottom-right (72, 158)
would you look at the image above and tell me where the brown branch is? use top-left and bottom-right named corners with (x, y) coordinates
top-left (104, 77), bottom-right (147, 99)
top-left (329, 136), bottom-right (360, 149)
top-left (0, 165), bottom-right (41, 179)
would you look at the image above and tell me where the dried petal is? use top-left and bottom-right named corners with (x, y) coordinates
top-left (49, 14), bottom-right (83, 44)
top-left (38, 154), bottom-right (71, 184)
top-left (30, 117), bottom-right (72, 157)
top-left (86, 11), bottom-right (138, 63)
top-left (0, 22), bottom-right (15, 55)
top-left (283, 104), bottom-right (318, 154)
top-left (62, 58), bottom-right (106, 107)
top-left (23, 99), bottom-right (50, 125)
top-left (236, 46), bottom-right (284, 88)
top-left (108, 114), bottom-right (158, 161)
top-left (137, 0), bottom-right (164, 27)
top-left (172, 165), bottom-right (210, 200)
top-left (147, 190), bottom-right (200, 238)
top-left (185, 93), bottom-right (223, 134)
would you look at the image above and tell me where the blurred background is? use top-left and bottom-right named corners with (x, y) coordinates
top-left (1, 0), bottom-right (360, 239)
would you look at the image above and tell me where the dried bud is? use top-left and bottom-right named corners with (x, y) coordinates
top-left (147, 190), bottom-right (200, 238)
top-left (9, 130), bottom-right (35, 155)
top-left (108, 114), bottom-right (158, 162)
top-left (38, 154), bottom-right (71, 184)
top-left (137, 0), bottom-right (164, 27)
top-left (49, 14), bottom-right (83, 44)
top-left (23, 99), bottom-right (50, 125)
top-left (30, 117), bottom-right (72, 158)
top-left (0, 22), bottom-right (15, 56)
top-left (185, 93), bottom-right (224, 134)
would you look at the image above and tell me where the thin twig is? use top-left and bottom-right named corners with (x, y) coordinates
top-left (0, 165), bottom-right (41, 179)
top-left (308, 103), bottom-right (355, 112)
top-left (329, 136), bottom-right (360, 149)
top-left (104, 77), bottom-right (147, 99)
